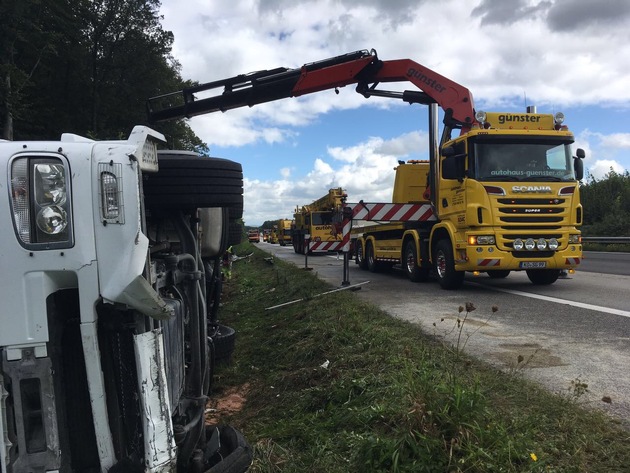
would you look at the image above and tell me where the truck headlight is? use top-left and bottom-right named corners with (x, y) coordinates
top-left (9, 155), bottom-right (73, 249)
top-left (536, 238), bottom-right (547, 250)
top-left (548, 238), bottom-right (559, 250)
top-left (568, 234), bottom-right (581, 244)
top-left (468, 235), bottom-right (495, 245)
top-left (513, 238), bottom-right (524, 251)
top-left (524, 238), bottom-right (536, 250)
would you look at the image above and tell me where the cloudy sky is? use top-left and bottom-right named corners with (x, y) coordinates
top-left (158, 0), bottom-right (630, 226)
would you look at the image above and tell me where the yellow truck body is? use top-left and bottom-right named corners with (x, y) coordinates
top-left (353, 110), bottom-right (583, 289)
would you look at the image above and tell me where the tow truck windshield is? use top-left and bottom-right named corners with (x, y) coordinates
top-left (471, 139), bottom-right (575, 182)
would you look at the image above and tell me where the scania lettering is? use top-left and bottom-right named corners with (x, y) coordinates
top-left (513, 185), bottom-right (553, 193)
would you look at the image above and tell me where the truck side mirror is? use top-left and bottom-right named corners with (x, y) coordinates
top-left (573, 148), bottom-right (585, 181)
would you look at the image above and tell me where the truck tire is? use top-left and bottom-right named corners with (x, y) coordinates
top-left (209, 324), bottom-right (236, 366)
top-left (404, 240), bottom-right (430, 282)
top-left (526, 269), bottom-right (560, 285)
top-left (144, 154), bottom-right (243, 216)
top-left (356, 241), bottom-right (368, 270)
top-left (487, 270), bottom-right (510, 279)
top-left (366, 241), bottom-right (379, 273)
top-left (434, 240), bottom-right (464, 289)
top-left (228, 221), bottom-right (242, 246)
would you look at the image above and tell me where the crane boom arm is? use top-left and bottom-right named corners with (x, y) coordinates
top-left (146, 49), bottom-right (475, 127)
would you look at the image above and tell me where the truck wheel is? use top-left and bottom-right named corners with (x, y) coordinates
top-left (209, 324), bottom-right (236, 366)
top-left (366, 241), bottom-right (379, 273)
top-left (404, 240), bottom-right (430, 282)
top-left (356, 241), bottom-right (368, 270)
top-left (144, 153), bottom-right (243, 216)
top-left (487, 270), bottom-right (510, 279)
top-left (434, 240), bottom-right (464, 289)
top-left (526, 269), bottom-right (560, 285)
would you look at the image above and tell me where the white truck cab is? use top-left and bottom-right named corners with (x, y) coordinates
top-left (0, 128), bottom-right (249, 472)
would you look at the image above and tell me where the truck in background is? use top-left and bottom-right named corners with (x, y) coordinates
top-left (277, 219), bottom-right (293, 246)
top-left (0, 131), bottom-right (250, 472)
top-left (248, 228), bottom-right (261, 243)
top-left (292, 188), bottom-right (347, 254)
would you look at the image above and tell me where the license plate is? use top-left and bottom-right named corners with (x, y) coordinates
top-left (519, 261), bottom-right (547, 269)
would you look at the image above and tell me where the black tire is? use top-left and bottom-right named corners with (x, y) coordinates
top-left (356, 241), bottom-right (368, 270)
top-left (404, 240), bottom-right (430, 282)
top-left (434, 239), bottom-right (464, 289)
top-left (205, 425), bottom-right (253, 473)
top-left (366, 241), bottom-right (379, 273)
top-left (144, 154), bottom-right (243, 213)
top-left (526, 269), bottom-right (560, 285)
top-left (209, 324), bottom-right (236, 366)
top-left (487, 270), bottom-right (510, 279)
top-left (228, 221), bottom-right (242, 246)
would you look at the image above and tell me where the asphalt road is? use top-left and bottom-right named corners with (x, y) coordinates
top-left (257, 242), bottom-right (630, 429)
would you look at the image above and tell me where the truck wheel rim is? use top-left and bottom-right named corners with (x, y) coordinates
top-left (406, 249), bottom-right (415, 273)
top-left (436, 251), bottom-right (447, 278)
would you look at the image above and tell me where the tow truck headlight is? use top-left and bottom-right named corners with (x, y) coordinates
top-left (475, 110), bottom-right (487, 124)
top-left (525, 238), bottom-right (536, 250)
top-left (554, 112), bottom-right (565, 125)
top-left (469, 235), bottom-right (495, 245)
top-left (568, 234), bottom-right (581, 244)
top-left (9, 155), bottom-right (73, 249)
top-left (548, 238), bottom-right (559, 250)
top-left (513, 238), bottom-right (524, 251)
top-left (536, 238), bottom-right (547, 250)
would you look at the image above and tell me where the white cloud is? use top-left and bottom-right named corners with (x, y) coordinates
top-left (586, 160), bottom-right (625, 180)
top-left (158, 0), bottom-right (630, 224)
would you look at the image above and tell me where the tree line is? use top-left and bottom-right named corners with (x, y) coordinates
top-left (0, 0), bottom-right (205, 151)
top-left (581, 169), bottom-right (630, 236)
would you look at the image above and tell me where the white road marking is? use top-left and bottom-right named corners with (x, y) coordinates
top-left (469, 282), bottom-right (630, 318)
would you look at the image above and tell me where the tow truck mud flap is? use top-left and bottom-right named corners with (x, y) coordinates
top-left (133, 329), bottom-right (177, 472)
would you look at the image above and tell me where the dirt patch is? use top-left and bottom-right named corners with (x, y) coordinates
top-left (205, 383), bottom-right (250, 425)
top-left (493, 343), bottom-right (566, 369)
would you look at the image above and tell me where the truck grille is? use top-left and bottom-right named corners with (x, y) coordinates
top-left (492, 197), bottom-right (571, 252)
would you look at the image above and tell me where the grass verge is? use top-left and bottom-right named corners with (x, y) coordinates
top-left (211, 242), bottom-right (630, 472)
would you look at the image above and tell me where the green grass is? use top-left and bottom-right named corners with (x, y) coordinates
top-left (212, 242), bottom-right (630, 472)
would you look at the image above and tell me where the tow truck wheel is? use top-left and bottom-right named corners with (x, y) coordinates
top-left (487, 270), bottom-right (510, 279)
top-left (434, 240), bottom-right (464, 289)
top-left (366, 241), bottom-right (379, 273)
top-left (526, 269), bottom-right (560, 285)
top-left (404, 240), bottom-right (430, 282)
top-left (356, 241), bottom-right (368, 270)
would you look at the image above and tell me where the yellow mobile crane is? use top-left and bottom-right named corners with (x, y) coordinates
top-left (292, 188), bottom-right (347, 254)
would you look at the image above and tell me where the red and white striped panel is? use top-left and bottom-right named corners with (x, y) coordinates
top-left (309, 240), bottom-right (345, 252)
top-left (477, 259), bottom-right (500, 267)
top-left (565, 257), bottom-right (581, 265)
top-left (348, 202), bottom-right (436, 222)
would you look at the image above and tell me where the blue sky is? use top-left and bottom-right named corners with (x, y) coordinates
top-left (159, 0), bottom-right (630, 226)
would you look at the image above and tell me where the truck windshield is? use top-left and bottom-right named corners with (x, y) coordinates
top-left (471, 139), bottom-right (575, 182)
top-left (311, 212), bottom-right (333, 225)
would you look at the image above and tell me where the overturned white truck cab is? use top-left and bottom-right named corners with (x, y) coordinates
top-left (0, 127), bottom-right (250, 472)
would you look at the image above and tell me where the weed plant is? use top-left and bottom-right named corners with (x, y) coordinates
top-left (213, 243), bottom-right (630, 472)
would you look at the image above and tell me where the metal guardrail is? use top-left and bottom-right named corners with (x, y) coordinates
top-left (582, 237), bottom-right (630, 244)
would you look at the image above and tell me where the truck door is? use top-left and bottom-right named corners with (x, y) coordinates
top-left (437, 140), bottom-right (467, 228)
